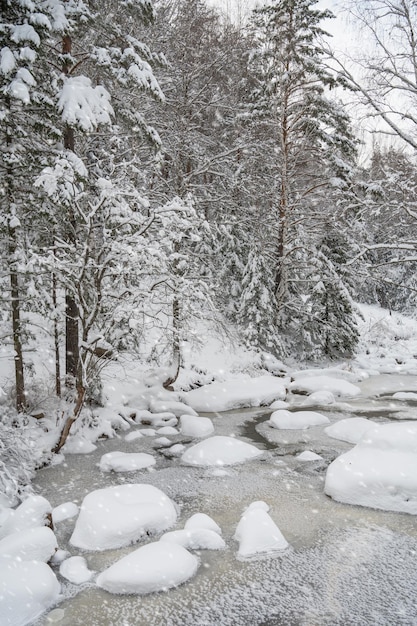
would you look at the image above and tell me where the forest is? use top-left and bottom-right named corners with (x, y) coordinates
top-left (2, 1), bottom-right (417, 624)
top-left (1, 0), bottom-right (417, 549)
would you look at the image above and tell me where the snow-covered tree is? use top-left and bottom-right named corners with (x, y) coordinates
top-left (243, 0), bottom-right (358, 356)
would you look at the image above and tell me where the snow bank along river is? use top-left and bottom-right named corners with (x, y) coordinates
top-left (29, 374), bottom-right (417, 626)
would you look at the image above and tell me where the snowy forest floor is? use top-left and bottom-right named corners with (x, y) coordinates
top-left (2, 303), bottom-right (417, 625)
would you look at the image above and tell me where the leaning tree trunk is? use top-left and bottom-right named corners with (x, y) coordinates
top-left (163, 296), bottom-right (181, 390)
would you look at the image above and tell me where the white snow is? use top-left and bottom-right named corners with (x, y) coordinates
top-left (62, 437), bottom-right (97, 454)
top-left (301, 390), bottom-right (335, 406)
top-left (393, 392), bottom-right (417, 401)
top-left (160, 528), bottom-right (225, 550)
top-left (325, 422), bottom-right (417, 514)
top-left (0, 526), bottom-right (57, 563)
top-left (0, 560), bottom-right (60, 626)
top-left (182, 375), bottom-right (288, 412)
top-left (179, 415), bottom-right (214, 438)
top-left (181, 436), bottom-right (263, 466)
top-left (0, 47), bottom-right (16, 75)
top-left (234, 501), bottom-right (289, 559)
top-left (150, 400), bottom-right (197, 417)
top-left (290, 376), bottom-right (361, 398)
top-left (296, 451), bottom-right (324, 461)
top-left (184, 513), bottom-right (222, 535)
top-left (157, 426), bottom-right (179, 435)
top-left (59, 556), bottom-right (94, 584)
top-left (96, 541), bottom-right (198, 594)
top-left (268, 410), bottom-right (330, 430)
top-left (70, 484), bottom-right (178, 551)
top-left (58, 76), bottom-right (113, 132)
top-left (325, 417), bottom-right (374, 444)
top-left (269, 400), bottom-right (289, 410)
top-left (99, 451), bottom-right (156, 472)
top-left (0, 495), bottom-right (52, 540)
top-left (52, 502), bottom-right (79, 524)
top-left (125, 431), bottom-right (144, 441)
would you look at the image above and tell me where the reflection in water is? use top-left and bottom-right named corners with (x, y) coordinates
top-left (35, 375), bottom-right (417, 625)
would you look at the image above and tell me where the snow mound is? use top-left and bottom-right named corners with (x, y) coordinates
top-left (179, 415), bottom-right (214, 438)
top-left (268, 410), bottom-right (330, 430)
top-left (181, 436), bottom-right (263, 466)
top-left (62, 437), bottom-right (97, 454)
top-left (0, 526), bottom-right (57, 562)
top-left (52, 501), bottom-right (79, 524)
top-left (150, 400), bottom-right (197, 417)
top-left (325, 417), bottom-right (373, 444)
top-left (393, 392), bottom-right (417, 401)
top-left (99, 451), bottom-right (156, 473)
top-left (124, 431), bottom-right (143, 442)
top-left (182, 375), bottom-right (288, 412)
top-left (160, 528), bottom-right (225, 550)
top-left (296, 451), bottom-right (323, 461)
top-left (291, 367), bottom-right (363, 382)
top-left (290, 376), bottom-right (360, 398)
top-left (96, 541), bottom-right (198, 594)
top-left (184, 513), bottom-right (222, 535)
top-left (0, 559), bottom-right (60, 626)
top-left (234, 501), bottom-right (289, 559)
top-left (325, 422), bottom-right (417, 514)
top-left (157, 426), bottom-right (178, 435)
top-left (70, 484), bottom-right (178, 551)
top-left (60, 556), bottom-right (95, 584)
top-left (269, 400), bottom-right (289, 410)
top-left (301, 390), bottom-right (335, 406)
top-left (0, 495), bottom-right (52, 540)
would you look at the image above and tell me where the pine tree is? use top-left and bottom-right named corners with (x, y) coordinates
top-left (244, 0), bottom-right (358, 356)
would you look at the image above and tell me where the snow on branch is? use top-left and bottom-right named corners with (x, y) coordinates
top-left (58, 75), bottom-right (113, 131)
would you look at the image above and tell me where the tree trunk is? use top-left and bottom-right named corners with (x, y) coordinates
top-left (163, 296), bottom-right (181, 389)
top-left (9, 223), bottom-right (26, 413)
top-left (52, 384), bottom-right (85, 454)
top-left (62, 34), bottom-right (80, 383)
top-left (52, 266), bottom-right (61, 397)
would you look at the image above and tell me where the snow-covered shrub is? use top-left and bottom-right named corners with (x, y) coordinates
top-left (0, 413), bottom-right (36, 506)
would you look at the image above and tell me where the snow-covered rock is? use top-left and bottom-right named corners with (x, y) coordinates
top-left (0, 526), bottom-right (57, 563)
top-left (156, 426), bottom-right (178, 435)
top-left (301, 390), bottom-right (335, 407)
top-left (150, 400), bottom-right (197, 417)
top-left (179, 415), bottom-right (214, 438)
top-left (325, 422), bottom-right (417, 514)
top-left (59, 556), bottom-right (95, 584)
top-left (392, 391), bottom-right (417, 401)
top-left (181, 436), bottom-right (263, 466)
top-left (160, 528), bottom-right (225, 550)
top-left (296, 451), bottom-right (323, 461)
top-left (139, 428), bottom-right (156, 437)
top-left (0, 559), bottom-right (60, 626)
top-left (0, 495), bottom-right (52, 540)
top-left (234, 501), bottom-right (288, 559)
top-left (62, 437), bottom-right (97, 454)
top-left (269, 400), bottom-right (289, 410)
top-left (290, 376), bottom-right (360, 398)
top-left (324, 417), bottom-right (373, 444)
top-left (184, 513), bottom-right (222, 535)
top-left (99, 451), bottom-right (156, 473)
top-left (70, 484), bottom-right (178, 551)
top-left (124, 431), bottom-right (144, 442)
top-left (291, 367), bottom-right (363, 382)
top-left (268, 410), bottom-right (330, 430)
top-left (96, 541), bottom-right (198, 594)
top-left (52, 501), bottom-right (79, 524)
top-left (182, 375), bottom-right (288, 412)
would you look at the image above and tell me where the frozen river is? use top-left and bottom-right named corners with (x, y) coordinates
top-left (34, 375), bottom-right (417, 626)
